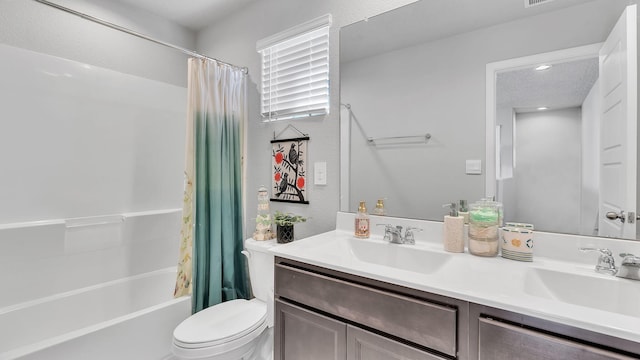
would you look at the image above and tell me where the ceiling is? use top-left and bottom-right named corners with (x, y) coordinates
top-left (112, 0), bottom-right (261, 31)
top-left (496, 57), bottom-right (599, 112)
top-left (117, 0), bottom-right (601, 110)
top-left (339, 0), bottom-right (602, 114)
top-left (340, 0), bottom-right (599, 63)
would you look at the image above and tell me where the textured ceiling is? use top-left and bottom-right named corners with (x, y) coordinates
top-left (496, 57), bottom-right (599, 112)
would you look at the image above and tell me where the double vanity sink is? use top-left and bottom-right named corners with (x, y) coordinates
top-left (270, 212), bottom-right (640, 359)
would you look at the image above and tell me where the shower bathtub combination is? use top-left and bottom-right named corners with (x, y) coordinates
top-left (0, 2), bottom-right (192, 354)
top-left (0, 211), bottom-right (190, 360)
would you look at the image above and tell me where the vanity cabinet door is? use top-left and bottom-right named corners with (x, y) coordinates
top-left (276, 263), bottom-right (458, 356)
top-left (275, 300), bottom-right (346, 360)
top-left (347, 325), bottom-right (448, 360)
top-left (478, 317), bottom-right (637, 360)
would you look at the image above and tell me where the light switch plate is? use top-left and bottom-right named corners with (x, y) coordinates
top-left (466, 160), bottom-right (482, 175)
top-left (314, 161), bottom-right (327, 185)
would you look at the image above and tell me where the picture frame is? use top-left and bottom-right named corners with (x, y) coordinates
top-left (271, 136), bottom-right (309, 204)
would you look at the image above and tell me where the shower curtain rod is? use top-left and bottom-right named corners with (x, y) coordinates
top-left (32, 0), bottom-right (249, 74)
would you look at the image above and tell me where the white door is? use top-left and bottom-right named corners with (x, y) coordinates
top-left (598, 4), bottom-right (637, 238)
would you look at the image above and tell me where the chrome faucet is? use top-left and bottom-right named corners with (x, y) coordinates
top-left (580, 248), bottom-right (640, 280)
top-left (377, 224), bottom-right (422, 245)
top-left (617, 253), bottom-right (640, 281)
top-left (579, 248), bottom-right (617, 275)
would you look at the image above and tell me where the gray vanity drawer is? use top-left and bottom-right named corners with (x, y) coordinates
top-left (478, 317), bottom-right (637, 360)
top-left (275, 263), bottom-right (458, 357)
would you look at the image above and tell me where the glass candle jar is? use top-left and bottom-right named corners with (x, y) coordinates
top-left (253, 186), bottom-right (275, 240)
top-left (468, 201), bottom-right (499, 257)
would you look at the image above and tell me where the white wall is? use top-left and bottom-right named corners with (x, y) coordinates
top-left (340, 0), bottom-right (626, 223)
top-left (196, 0), bottom-right (418, 238)
top-left (581, 80), bottom-right (601, 236)
top-left (513, 108), bottom-right (582, 234)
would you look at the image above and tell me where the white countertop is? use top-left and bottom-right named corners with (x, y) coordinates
top-left (270, 212), bottom-right (640, 344)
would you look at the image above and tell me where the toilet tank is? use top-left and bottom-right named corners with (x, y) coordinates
top-left (243, 239), bottom-right (276, 303)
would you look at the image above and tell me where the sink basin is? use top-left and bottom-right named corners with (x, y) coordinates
top-left (346, 238), bottom-right (451, 275)
top-left (524, 268), bottom-right (640, 317)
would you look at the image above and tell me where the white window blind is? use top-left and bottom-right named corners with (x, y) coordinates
top-left (258, 15), bottom-right (332, 121)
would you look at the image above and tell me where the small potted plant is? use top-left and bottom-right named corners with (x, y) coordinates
top-left (273, 211), bottom-right (307, 243)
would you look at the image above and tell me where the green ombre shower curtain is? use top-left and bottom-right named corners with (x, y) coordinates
top-left (174, 58), bottom-right (249, 314)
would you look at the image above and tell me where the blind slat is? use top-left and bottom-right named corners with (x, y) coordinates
top-left (263, 50), bottom-right (328, 76)
top-left (263, 88), bottom-right (329, 106)
top-left (262, 70), bottom-right (328, 93)
top-left (262, 57), bottom-right (328, 81)
top-left (262, 79), bottom-right (328, 99)
top-left (262, 40), bottom-right (328, 64)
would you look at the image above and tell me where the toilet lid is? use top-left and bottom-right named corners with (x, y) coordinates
top-left (173, 299), bottom-right (266, 349)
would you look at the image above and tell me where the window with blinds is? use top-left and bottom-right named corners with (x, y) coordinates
top-left (258, 15), bottom-right (332, 122)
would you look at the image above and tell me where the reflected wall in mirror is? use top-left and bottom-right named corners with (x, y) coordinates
top-left (340, 0), bottom-right (640, 239)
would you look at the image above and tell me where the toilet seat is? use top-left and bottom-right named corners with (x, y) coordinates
top-left (172, 299), bottom-right (267, 359)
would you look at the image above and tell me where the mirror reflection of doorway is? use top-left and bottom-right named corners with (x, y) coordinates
top-left (490, 2), bottom-right (637, 238)
top-left (496, 57), bottom-right (599, 236)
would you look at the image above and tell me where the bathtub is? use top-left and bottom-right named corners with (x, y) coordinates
top-left (0, 267), bottom-right (191, 360)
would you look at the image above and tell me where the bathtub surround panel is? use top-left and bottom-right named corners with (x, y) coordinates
top-left (0, 0), bottom-right (195, 87)
top-left (0, 209), bottom-right (181, 309)
top-left (0, 43), bottom-right (186, 225)
top-left (0, 1), bottom-right (192, 359)
top-left (64, 222), bottom-right (124, 254)
top-left (0, 269), bottom-right (191, 359)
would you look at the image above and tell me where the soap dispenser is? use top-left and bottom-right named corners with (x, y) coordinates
top-left (355, 201), bottom-right (370, 239)
top-left (443, 203), bottom-right (464, 253)
top-left (458, 200), bottom-right (469, 224)
top-left (373, 199), bottom-right (386, 216)
top-left (458, 199), bottom-right (470, 248)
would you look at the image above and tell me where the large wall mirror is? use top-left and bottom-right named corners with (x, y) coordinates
top-left (339, 0), bottom-right (640, 240)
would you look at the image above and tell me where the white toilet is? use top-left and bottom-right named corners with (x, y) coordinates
top-left (172, 239), bottom-right (276, 360)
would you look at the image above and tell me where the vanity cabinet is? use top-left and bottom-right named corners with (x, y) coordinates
top-left (274, 258), bottom-right (467, 359)
top-left (274, 300), bottom-right (444, 360)
top-left (275, 300), bottom-right (346, 360)
top-left (347, 324), bottom-right (447, 360)
top-left (477, 317), bottom-right (635, 360)
top-left (469, 304), bottom-right (640, 360)
top-left (275, 257), bottom-right (640, 360)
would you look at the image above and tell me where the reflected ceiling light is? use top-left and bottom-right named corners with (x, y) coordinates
top-left (537, 107), bottom-right (548, 110)
top-left (535, 64), bottom-right (552, 71)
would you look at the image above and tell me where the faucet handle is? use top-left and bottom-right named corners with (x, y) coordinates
top-left (376, 223), bottom-right (394, 233)
top-left (404, 227), bottom-right (423, 245)
top-left (580, 247), bottom-right (613, 256)
top-left (376, 223), bottom-right (393, 241)
top-left (619, 253), bottom-right (640, 267)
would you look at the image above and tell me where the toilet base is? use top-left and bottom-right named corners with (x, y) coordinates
top-left (245, 327), bottom-right (273, 360)
top-left (172, 327), bottom-right (273, 360)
